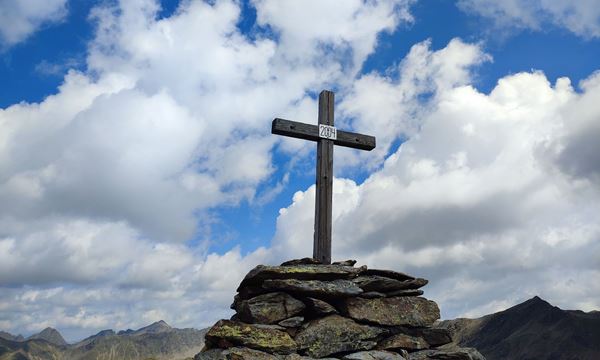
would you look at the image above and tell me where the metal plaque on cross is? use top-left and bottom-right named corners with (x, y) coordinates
top-left (271, 90), bottom-right (376, 264)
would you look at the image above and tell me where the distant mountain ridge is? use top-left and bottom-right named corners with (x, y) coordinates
top-left (3, 298), bottom-right (598, 360)
top-left (0, 331), bottom-right (24, 342)
top-left (26, 327), bottom-right (68, 346)
top-left (0, 320), bottom-right (207, 360)
top-left (438, 296), bottom-right (600, 360)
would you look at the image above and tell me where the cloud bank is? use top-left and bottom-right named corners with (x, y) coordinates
top-left (274, 51), bottom-right (600, 318)
top-left (0, 0), bottom-right (68, 47)
top-left (0, 0), bottom-right (599, 341)
top-left (0, 0), bottom-right (413, 340)
top-left (458, 0), bottom-right (600, 38)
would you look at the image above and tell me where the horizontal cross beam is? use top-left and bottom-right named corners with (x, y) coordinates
top-left (272, 118), bottom-right (376, 151)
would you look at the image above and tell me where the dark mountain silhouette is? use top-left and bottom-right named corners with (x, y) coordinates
top-left (438, 296), bottom-right (600, 360)
top-left (0, 321), bottom-right (206, 360)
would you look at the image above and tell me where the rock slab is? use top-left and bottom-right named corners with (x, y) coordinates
top-left (295, 315), bottom-right (386, 358)
top-left (197, 259), bottom-right (484, 360)
top-left (343, 296), bottom-right (440, 327)
top-left (263, 279), bottom-right (364, 298)
top-left (235, 292), bottom-right (305, 324)
top-left (238, 264), bottom-right (365, 290)
top-left (205, 320), bottom-right (296, 354)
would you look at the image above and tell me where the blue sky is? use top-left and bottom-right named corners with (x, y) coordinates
top-left (1, 0), bottom-right (600, 341)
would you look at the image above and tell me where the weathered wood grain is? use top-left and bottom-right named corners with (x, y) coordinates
top-left (314, 90), bottom-right (334, 264)
top-left (272, 118), bottom-right (376, 151)
top-left (270, 90), bottom-right (377, 265)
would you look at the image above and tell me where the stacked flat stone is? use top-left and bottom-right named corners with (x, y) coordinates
top-left (195, 258), bottom-right (485, 360)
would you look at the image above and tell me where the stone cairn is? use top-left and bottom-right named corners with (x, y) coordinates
top-left (195, 258), bottom-right (485, 360)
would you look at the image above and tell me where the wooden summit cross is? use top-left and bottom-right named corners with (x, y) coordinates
top-left (272, 90), bottom-right (376, 264)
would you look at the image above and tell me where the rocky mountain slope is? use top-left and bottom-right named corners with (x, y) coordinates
top-left (0, 332), bottom-right (24, 342)
top-left (0, 321), bottom-right (207, 360)
top-left (27, 327), bottom-right (68, 346)
top-left (438, 296), bottom-right (600, 360)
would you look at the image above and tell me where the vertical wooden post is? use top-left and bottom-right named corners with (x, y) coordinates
top-left (314, 90), bottom-right (334, 264)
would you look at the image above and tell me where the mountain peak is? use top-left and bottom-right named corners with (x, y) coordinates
top-left (529, 295), bottom-right (546, 303)
top-left (147, 320), bottom-right (171, 329)
top-left (440, 296), bottom-right (600, 359)
top-left (27, 327), bottom-right (67, 346)
top-left (132, 320), bottom-right (172, 335)
top-left (518, 295), bottom-right (554, 310)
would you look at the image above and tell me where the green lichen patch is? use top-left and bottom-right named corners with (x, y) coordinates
top-left (294, 315), bottom-right (385, 358)
top-left (206, 320), bottom-right (296, 354)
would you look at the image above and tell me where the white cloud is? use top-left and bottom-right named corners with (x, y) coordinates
top-left (458, 0), bottom-right (600, 38)
top-left (253, 0), bottom-right (414, 77)
top-left (2, 0), bottom-right (598, 344)
top-left (0, 0), bottom-right (68, 47)
top-left (546, 72), bottom-right (600, 184)
top-left (339, 38), bottom-right (491, 169)
top-left (0, 0), bottom-right (416, 340)
top-left (272, 40), bottom-right (600, 320)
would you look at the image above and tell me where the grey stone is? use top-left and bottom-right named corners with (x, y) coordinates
top-left (400, 278), bottom-right (428, 289)
top-left (281, 258), bottom-right (322, 266)
top-left (342, 350), bottom-right (406, 359)
top-left (361, 292), bottom-right (387, 299)
top-left (237, 285), bottom-right (267, 300)
top-left (279, 316), bottom-right (305, 328)
top-left (194, 349), bottom-right (225, 360)
top-left (342, 296), bottom-right (440, 327)
top-left (238, 264), bottom-right (366, 291)
top-left (263, 279), bottom-right (363, 298)
top-left (283, 355), bottom-right (337, 360)
top-left (377, 333), bottom-right (429, 351)
top-left (295, 315), bottom-right (386, 358)
top-left (385, 327), bottom-right (452, 348)
top-left (332, 259), bottom-right (357, 266)
top-left (304, 297), bottom-right (338, 316)
top-left (253, 323), bottom-right (287, 331)
top-left (364, 269), bottom-right (415, 281)
top-left (408, 346), bottom-right (485, 360)
top-left (419, 328), bottom-right (453, 347)
top-left (353, 276), bottom-right (427, 292)
top-left (205, 320), bottom-right (296, 354)
top-left (235, 292), bottom-right (305, 324)
top-left (195, 347), bottom-right (279, 359)
top-left (352, 276), bottom-right (402, 292)
top-left (385, 289), bottom-right (424, 297)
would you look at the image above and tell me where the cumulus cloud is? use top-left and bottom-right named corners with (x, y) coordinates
top-left (272, 40), bottom-right (600, 319)
top-left (2, 0), bottom-right (599, 343)
top-left (0, 0), bottom-right (416, 340)
top-left (457, 0), bottom-right (600, 38)
top-left (254, 0), bottom-right (414, 76)
top-left (338, 38), bottom-right (492, 169)
top-left (0, 0), bottom-right (68, 47)
top-left (546, 73), bottom-right (600, 184)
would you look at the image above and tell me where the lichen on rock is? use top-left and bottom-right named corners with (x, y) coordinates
top-left (205, 320), bottom-right (296, 354)
top-left (196, 259), bottom-right (484, 360)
